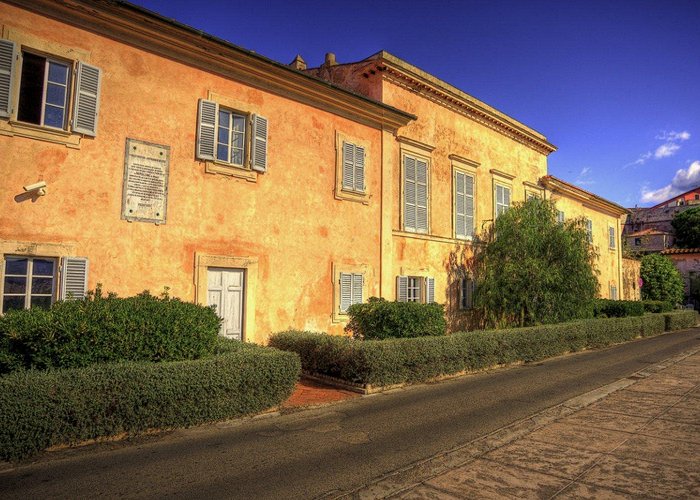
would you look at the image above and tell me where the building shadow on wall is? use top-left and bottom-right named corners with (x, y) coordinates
top-left (444, 242), bottom-right (484, 333)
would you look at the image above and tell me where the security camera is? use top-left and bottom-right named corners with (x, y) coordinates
top-left (23, 181), bottom-right (47, 196)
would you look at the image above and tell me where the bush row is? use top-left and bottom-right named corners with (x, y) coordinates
top-left (346, 298), bottom-right (446, 340)
top-left (664, 310), bottom-right (698, 331)
top-left (0, 289), bottom-right (221, 374)
top-left (642, 300), bottom-right (674, 313)
top-left (270, 312), bottom-right (698, 388)
top-left (593, 299), bottom-right (644, 318)
top-left (0, 341), bottom-right (300, 461)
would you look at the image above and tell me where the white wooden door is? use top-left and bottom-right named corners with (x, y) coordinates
top-left (207, 267), bottom-right (244, 340)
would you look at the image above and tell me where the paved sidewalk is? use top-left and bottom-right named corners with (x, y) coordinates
top-left (345, 347), bottom-right (700, 499)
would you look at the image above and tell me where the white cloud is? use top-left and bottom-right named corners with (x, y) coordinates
top-left (640, 160), bottom-right (700, 204)
top-left (575, 166), bottom-right (595, 186)
top-left (579, 167), bottom-right (590, 176)
top-left (654, 143), bottom-right (680, 159)
top-left (655, 130), bottom-right (691, 142)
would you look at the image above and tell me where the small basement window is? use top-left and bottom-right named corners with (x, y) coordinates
top-left (18, 52), bottom-right (71, 129)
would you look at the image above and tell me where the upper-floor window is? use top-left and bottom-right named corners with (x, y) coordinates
top-left (634, 238), bottom-right (641, 246)
top-left (403, 153), bottom-right (429, 233)
top-left (495, 184), bottom-right (511, 218)
top-left (342, 141), bottom-right (365, 193)
top-left (557, 210), bottom-right (565, 224)
top-left (586, 219), bottom-right (593, 243)
top-left (217, 108), bottom-right (246, 165)
top-left (609, 226), bottom-right (616, 249)
top-left (0, 39), bottom-right (102, 137)
top-left (454, 170), bottom-right (474, 239)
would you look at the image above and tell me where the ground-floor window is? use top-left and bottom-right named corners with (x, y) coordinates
top-left (2, 256), bottom-right (56, 313)
top-left (397, 275), bottom-right (435, 303)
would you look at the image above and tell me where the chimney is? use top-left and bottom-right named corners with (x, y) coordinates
top-left (324, 52), bottom-right (337, 67)
top-left (289, 54), bottom-right (307, 71)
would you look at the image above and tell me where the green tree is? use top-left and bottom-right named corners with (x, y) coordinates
top-left (672, 206), bottom-right (700, 248)
top-left (470, 198), bottom-right (599, 328)
top-left (640, 253), bottom-right (684, 304)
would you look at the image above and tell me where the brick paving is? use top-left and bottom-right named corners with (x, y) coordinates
top-left (343, 347), bottom-right (700, 499)
top-left (282, 377), bottom-right (360, 409)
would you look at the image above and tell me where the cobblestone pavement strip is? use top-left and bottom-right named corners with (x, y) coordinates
top-left (340, 346), bottom-right (700, 499)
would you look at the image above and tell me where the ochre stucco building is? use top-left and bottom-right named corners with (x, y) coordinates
top-left (0, 0), bottom-right (631, 342)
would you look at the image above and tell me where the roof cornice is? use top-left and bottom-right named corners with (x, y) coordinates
top-left (540, 175), bottom-right (629, 217)
top-left (368, 51), bottom-right (556, 156)
top-left (5, 0), bottom-right (415, 131)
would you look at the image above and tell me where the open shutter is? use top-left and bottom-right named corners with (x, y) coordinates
top-left (404, 156), bottom-right (416, 231)
top-left (196, 99), bottom-right (217, 160)
top-left (397, 276), bottom-right (408, 302)
top-left (342, 142), bottom-right (354, 190)
top-left (426, 277), bottom-right (435, 303)
top-left (339, 273), bottom-right (352, 313)
top-left (72, 62), bottom-right (102, 136)
top-left (354, 145), bottom-right (365, 192)
top-left (60, 257), bottom-right (89, 300)
top-left (251, 114), bottom-right (268, 172)
top-left (0, 39), bottom-right (16, 118)
top-left (352, 274), bottom-right (363, 306)
top-left (416, 159), bottom-right (428, 233)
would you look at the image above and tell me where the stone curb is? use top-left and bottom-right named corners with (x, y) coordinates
top-left (329, 344), bottom-right (700, 500)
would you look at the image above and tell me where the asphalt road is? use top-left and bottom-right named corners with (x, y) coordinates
top-left (2, 328), bottom-right (699, 499)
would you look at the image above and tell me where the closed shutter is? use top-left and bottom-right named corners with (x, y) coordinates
top-left (464, 174), bottom-right (474, 238)
top-left (0, 39), bottom-right (16, 118)
top-left (72, 62), bottom-right (101, 136)
top-left (354, 145), bottom-right (365, 192)
top-left (352, 273), bottom-right (363, 306)
top-left (455, 171), bottom-right (474, 239)
top-left (397, 275), bottom-right (408, 302)
top-left (196, 99), bottom-right (217, 160)
top-left (426, 277), bottom-right (435, 303)
top-left (404, 156), bottom-right (416, 230)
top-left (251, 114), bottom-right (268, 172)
top-left (609, 227), bottom-right (615, 248)
top-left (342, 142), bottom-right (354, 190)
top-left (416, 159), bottom-right (428, 232)
top-left (60, 257), bottom-right (89, 300)
top-left (504, 186), bottom-right (511, 207)
top-left (339, 272), bottom-right (352, 313)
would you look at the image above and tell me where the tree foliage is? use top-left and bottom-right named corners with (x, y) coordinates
top-left (671, 206), bottom-right (700, 248)
top-left (640, 253), bottom-right (685, 304)
top-left (470, 198), bottom-right (599, 328)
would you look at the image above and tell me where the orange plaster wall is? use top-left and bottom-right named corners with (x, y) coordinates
top-left (0, 4), bottom-right (383, 341)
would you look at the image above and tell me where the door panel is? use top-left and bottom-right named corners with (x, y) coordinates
top-left (207, 267), bottom-right (244, 340)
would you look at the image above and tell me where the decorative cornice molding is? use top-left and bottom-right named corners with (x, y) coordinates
top-left (396, 135), bottom-right (435, 152)
top-left (6, 0), bottom-right (415, 132)
top-left (448, 154), bottom-right (480, 168)
top-left (540, 175), bottom-right (628, 217)
top-left (380, 63), bottom-right (556, 156)
top-left (490, 168), bottom-right (517, 180)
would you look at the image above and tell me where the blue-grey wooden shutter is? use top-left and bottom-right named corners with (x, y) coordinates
top-left (355, 145), bottom-right (365, 192)
top-left (60, 257), bottom-right (89, 300)
top-left (404, 156), bottom-right (416, 230)
top-left (0, 39), bottom-right (16, 118)
top-left (464, 174), bottom-right (474, 237)
top-left (609, 227), bottom-right (615, 248)
top-left (72, 62), bottom-right (102, 136)
top-left (397, 276), bottom-right (408, 302)
top-left (196, 99), bottom-right (217, 161)
top-left (339, 272), bottom-right (352, 313)
top-left (455, 171), bottom-right (466, 238)
top-left (352, 273), bottom-right (363, 306)
top-left (251, 114), bottom-right (268, 172)
top-left (416, 158), bottom-right (428, 233)
top-left (426, 277), bottom-right (435, 303)
top-left (342, 141), bottom-right (354, 190)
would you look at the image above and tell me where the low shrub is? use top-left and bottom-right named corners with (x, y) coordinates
top-left (642, 300), bottom-right (673, 313)
top-left (593, 299), bottom-right (644, 318)
top-left (0, 342), bottom-right (300, 461)
top-left (663, 310), bottom-right (699, 331)
top-left (270, 314), bottom-right (672, 388)
top-left (345, 297), bottom-right (446, 340)
top-left (0, 288), bottom-right (221, 374)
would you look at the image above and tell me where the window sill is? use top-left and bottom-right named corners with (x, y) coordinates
top-left (335, 188), bottom-right (369, 205)
top-left (205, 161), bottom-right (257, 182)
top-left (393, 230), bottom-right (475, 245)
top-left (0, 120), bottom-right (81, 149)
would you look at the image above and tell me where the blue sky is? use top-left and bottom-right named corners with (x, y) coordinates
top-left (132, 0), bottom-right (699, 207)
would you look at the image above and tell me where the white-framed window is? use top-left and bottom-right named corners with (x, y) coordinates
top-left (454, 170), bottom-right (475, 239)
top-left (0, 39), bottom-right (102, 136)
top-left (586, 219), bottom-right (593, 243)
top-left (339, 272), bottom-right (363, 313)
top-left (196, 98), bottom-right (268, 173)
top-left (341, 141), bottom-right (365, 193)
top-left (609, 226), bottom-right (616, 249)
top-left (403, 153), bottom-right (429, 233)
top-left (397, 275), bottom-right (435, 303)
top-left (557, 210), bottom-right (565, 224)
top-left (2, 256), bottom-right (56, 313)
top-left (459, 277), bottom-right (475, 310)
top-left (609, 283), bottom-right (618, 300)
top-left (495, 184), bottom-right (511, 218)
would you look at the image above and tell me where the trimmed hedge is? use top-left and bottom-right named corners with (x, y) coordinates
top-left (664, 310), bottom-right (699, 331)
top-left (270, 313), bottom-right (688, 388)
top-left (593, 299), bottom-right (644, 318)
top-left (346, 298), bottom-right (446, 339)
top-left (0, 341), bottom-right (300, 461)
top-left (643, 300), bottom-right (673, 313)
top-left (0, 290), bottom-right (221, 374)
